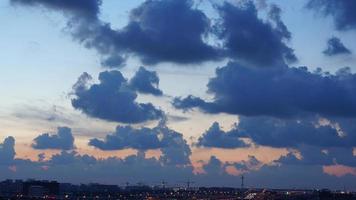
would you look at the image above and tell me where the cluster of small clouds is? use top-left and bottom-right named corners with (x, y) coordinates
top-left (4, 0), bottom-right (356, 187)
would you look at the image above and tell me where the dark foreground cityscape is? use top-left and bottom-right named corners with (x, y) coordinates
top-left (0, 179), bottom-right (355, 200)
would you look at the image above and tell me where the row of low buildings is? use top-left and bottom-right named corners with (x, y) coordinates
top-left (0, 179), bottom-right (356, 199)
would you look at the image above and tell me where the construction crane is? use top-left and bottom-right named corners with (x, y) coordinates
top-left (183, 180), bottom-right (195, 190)
top-left (160, 180), bottom-right (167, 189)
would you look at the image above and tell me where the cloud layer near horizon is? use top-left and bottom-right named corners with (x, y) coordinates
top-left (1, 136), bottom-right (356, 188)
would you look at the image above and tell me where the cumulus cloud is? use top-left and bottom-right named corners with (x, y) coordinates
top-left (202, 156), bottom-right (225, 175)
top-left (196, 122), bottom-right (249, 148)
top-left (129, 67), bottom-right (163, 96)
top-left (11, 0), bottom-right (297, 68)
top-left (323, 36), bottom-right (351, 56)
top-left (0, 137), bottom-right (16, 164)
top-left (111, 0), bottom-right (220, 65)
top-left (173, 62), bottom-right (356, 118)
top-left (233, 155), bottom-right (261, 171)
top-left (11, 0), bottom-right (101, 19)
top-left (214, 1), bottom-right (296, 67)
top-left (11, 0), bottom-right (220, 67)
top-left (307, 0), bottom-right (356, 31)
top-left (71, 70), bottom-right (163, 123)
top-left (89, 126), bottom-right (162, 151)
top-left (32, 127), bottom-right (75, 150)
top-left (196, 116), bottom-right (356, 149)
top-left (277, 145), bottom-right (356, 167)
top-left (89, 119), bottom-right (191, 165)
top-left (237, 116), bottom-right (356, 148)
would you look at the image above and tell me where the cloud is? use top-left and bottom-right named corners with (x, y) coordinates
top-left (202, 156), bottom-right (225, 175)
top-left (233, 155), bottom-right (261, 171)
top-left (214, 1), bottom-right (296, 67)
top-left (307, 0), bottom-right (356, 31)
top-left (198, 155), bottom-right (356, 189)
top-left (268, 4), bottom-right (291, 40)
top-left (237, 116), bottom-right (356, 148)
top-left (71, 70), bottom-right (163, 123)
top-left (173, 62), bottom-right (356, 118)
top-left (89, 120), bottom-right (192, 165)
top-left (196, 122), bottom-right (249, 148)
top-left (49, 151), bottom-right (96, 165)
top-left (129, 67), bottom-right (163, 96)
top-left (323, 36), bottom-right (351, 56)
top-left (244, 162), bottom-right (356, 189)
top-left (196, 116), bottom-right (356, 149)
top-left (0, 137), bottom-right (355, 188)
top-left (11, 0), bottom-right (297, 68)
top-left (0, 137), bottom-right (16, 164)
top-left (110, 0), bottom-right (220, 65)
top-left (32, 127), bottom-right (75, 150)
top-left (89, 126), bottom-right (162, 151)
top-left (1, 150), bottom-right (194, 184)
top-left (11, 0), bottom-right (101, 19)
top-left (277, 145), bottom-right (356, 168)
top-left (11, 0), bottom-right (220, 67)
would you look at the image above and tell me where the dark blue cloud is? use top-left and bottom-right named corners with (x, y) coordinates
top-left (197, 116), bottom-right (356, 149)
top-left (268, 4), bottom-right (291, 40)
top-left (233, 155), bottom-right (261, 171)
top-left (129, 67), bottom-right (163, 96)
top-left (50, 151), bottom-right (96, 165)
top-left (11, 0), bottom-right (220, 67)
top-left (11, 0), bottom-right (101, 19)
top-left (32, 127), bottom-right (75, 150)
top-left (307, 0), bottom-right (356, 31)
top-left (11, 0), bottom-right (297, 68)
top-left (89, 126), bottom-right (161, 151)
top-left (100, 55), bottom-right (126, 69)
top-left (71, 70), bottom-right (163, 123)
top-left (323, 36), bottom-right (351, 56)
top-left (196, 122), bottom-right (249, 149)
top-left (89, 120), bottom-right (191, 165)
top-left (0, 137), bottom-right (15, 164)
top-left (174, 62), bottom-right (356, 118)
top-left (237, 116), bottom-right (356, 148)
top-left (277, 145), bottom-right (356, 167)
top-left (202, 156), bottom-right (225, 175)
top-left (112, 0), bottom-right (220, 65)
top-left (214, 1), bottom-right (296, 67)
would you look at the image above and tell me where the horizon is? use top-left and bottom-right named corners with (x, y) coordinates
top-left (0, 178), bottom-right (354, 192)
top-left (0, 0), bottom-right (356, 191)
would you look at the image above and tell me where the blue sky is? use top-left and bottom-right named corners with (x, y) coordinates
top-left (0, 0), bottom-right (356, 189)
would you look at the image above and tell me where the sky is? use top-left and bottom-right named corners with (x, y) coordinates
top-left (0, 0), bottom-right (356, 190)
